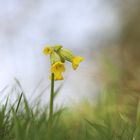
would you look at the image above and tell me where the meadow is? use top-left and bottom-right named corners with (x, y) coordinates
top-left (0, 0), bottom-right (140, 140)
top-left (0, 79), bottom-right (140, 140)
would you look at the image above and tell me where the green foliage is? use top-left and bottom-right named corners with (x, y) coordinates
top-left (0, 82), bottom-right (140, 140)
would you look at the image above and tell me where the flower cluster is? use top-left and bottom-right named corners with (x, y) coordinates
top-left (43, 45), bottom-right (84, 80)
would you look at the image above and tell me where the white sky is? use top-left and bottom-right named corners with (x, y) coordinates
top-left (0, 0), bottom-right (121, 106)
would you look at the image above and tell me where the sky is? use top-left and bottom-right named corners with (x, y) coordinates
top-left (0, 0), bottom-right (121, 106)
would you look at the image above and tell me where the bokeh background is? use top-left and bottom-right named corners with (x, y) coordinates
top-left (0, 0), bottom-right (140, 107)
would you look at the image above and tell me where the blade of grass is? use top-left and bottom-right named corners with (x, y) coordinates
top-left (15, 92), bottom-right (23, 113)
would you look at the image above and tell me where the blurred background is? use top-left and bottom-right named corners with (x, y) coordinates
top-left (0, 0), bottom-right (140, 107)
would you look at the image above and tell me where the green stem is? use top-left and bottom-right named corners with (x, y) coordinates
top-left (49, 73), bottom-right (55, 127)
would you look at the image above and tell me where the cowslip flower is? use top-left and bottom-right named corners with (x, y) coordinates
top-left (43, 44), bottom-right (83, 80)
top-left (49, 51), bottom-right (65, 80)
top-left (43, 44), bottom-right (84, 130)
top-left (57, 47), bottom-right (84, 70)
top-left (43, 45), bottom-right (53, 55)
top-left (72, 56), bottom-right (84, 70)
top-left (52, 73), bottom-right (64, 80)
top-left (51, 61), bottom-right (65, 80)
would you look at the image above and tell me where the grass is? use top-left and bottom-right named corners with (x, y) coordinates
top-left (0, 81), bottom-right (140, 140)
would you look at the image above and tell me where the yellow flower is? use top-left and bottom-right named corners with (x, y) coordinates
top-left (51, 61), bottom-right (65, 80)
top-left (57, 48), bottom-right (84, 70)
top-left (72, 56), bottom-right (84, 70)
top-left (51, 61), bottom-right (65, 73)
top-left (43, 44), bottom-right (84, 80)
top-left (43, 46), bottom-right (53, 55)
top-left (54, 73), bottom-right (64, 80)
top-left (50, 73), bottom-right (64, 81)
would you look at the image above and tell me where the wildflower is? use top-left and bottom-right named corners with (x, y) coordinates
top-left (51, 61), bottom-right (65, 75)
top-left (50, 51), bottom-right (65, 80)
top-left (72, 56), bottom-right (84, 70)
top-left (43, 45), bottom-right (53, 55)
top-left (43, 44), bottom-right (83, 129)
top-left (43, 44), bottom-right (83, 80)
top-left (50, 72), bottom-right (64, 80)
top-left (51, 62), bottom-right (65, 80)
top-left (57, 47), bottom-right (84, 70)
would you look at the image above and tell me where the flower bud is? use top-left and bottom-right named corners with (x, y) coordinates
top-left (58, 48), bottom-right (74, 62)
top-left (50, 52), bottom-right (61, 64)
top-left (53, 44), bottom-right (63, 52)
